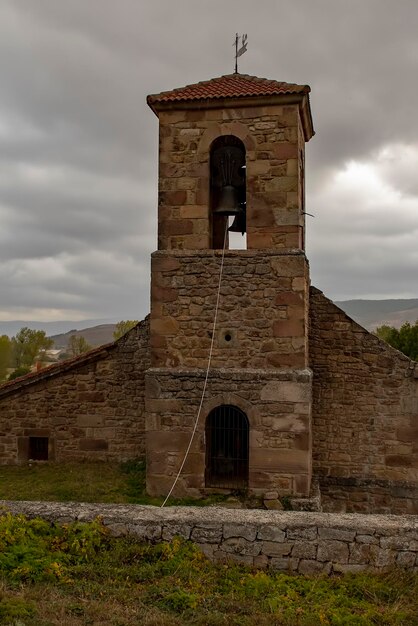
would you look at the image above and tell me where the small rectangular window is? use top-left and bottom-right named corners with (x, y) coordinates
top-left (29, 437), bottom-right (49, 461)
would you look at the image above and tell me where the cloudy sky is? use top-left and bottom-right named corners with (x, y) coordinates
top-left (1, 0), bottom-right (418, 323)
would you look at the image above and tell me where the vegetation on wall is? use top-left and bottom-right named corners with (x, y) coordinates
top-left (375, 320), bottom-right (418, 360)
top-left (0, 513), bottom-right (416, 625)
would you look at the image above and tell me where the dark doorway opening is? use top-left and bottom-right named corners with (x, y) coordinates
top-left (29, 436), bottom-right (49, 461)
top-left (205, 405), bottom-right (249, 489)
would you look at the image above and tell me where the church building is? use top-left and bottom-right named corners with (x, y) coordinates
top-left (0, 73), bottom-right (417, 514)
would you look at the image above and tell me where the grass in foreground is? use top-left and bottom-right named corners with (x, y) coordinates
top-left (0, 513), bottom-right (417, 626)
top-left (0, 459), bottom-right (228, 507)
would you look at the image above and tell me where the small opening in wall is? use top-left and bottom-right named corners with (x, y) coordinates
top-left (224, 333), bottom-right (232, 342)
top-left (29, 437), bottom-right (49, 461)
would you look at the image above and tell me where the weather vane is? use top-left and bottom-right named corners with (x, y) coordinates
top-left (234, 33), bottom-right (248, 73)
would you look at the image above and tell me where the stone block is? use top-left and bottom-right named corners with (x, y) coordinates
top-left (182, 452), bottom-right (205, 475)
top-left (146, 399), bottom-right (182, 413)
top-left (251, 448), bottom-right (309, 473)
top-left (349, 543), bottom-right (371, 564)
top-left (198, 543), bottom-right (216, 559)
top-left (370, 546), bottom-right (397, 568)
top-left (275, 291), bottom-right (304, 306)
top-left (78, 392), bottom-right (105, 403)
top-left (127, 524), bottom-right (162, 541)
top-left (332, 563), bottom-right (366, 574)
top-left (273, 143), bottom-right (298, 159)
top-left (151, 316), bottom-right (179, 335)
top-left (298, 559), bottom-right (330, 575)
top-left (220, 537), bottom-right (261, 556)
top-left (317, 540), bottom-right (349, 563)
top-left (162, 524), bottom-right (191, 541)
top-left (191, 525), bottom-right (223, 544)
top-left (396, 551), bottom-right (416, 568)
top-left (179, 206), bottom-right (207, 219)
top-left (146, 430), bottom-right (195, 454)
top-left (248, 231), bottom-right (274, 248)
top-left (250, 207), bottom-right (275, 228)
top-left (269, 557), bottom-right (299, 572)
top-left (261, 541), bottom-right (293, 558)
top-left (79, 439), bottom-right (108, 451)
top-left (223, 523), bottom-right (257, 541)
top-left (264, 490), bottom-right (279, 500)
top-left (151, 255), bottom-right (181, 272)
top-left (160, 219), bottom-right (193, 236)
top-left (261, 381), bottom-right (311, 403)
top-left (151, 285), bottom-right (178, 303)
top-left (257, 526), bottom-right (286, 542)
top-left (318, 528), bottom-right (356, 542)
top-left (253, 554), bottom-right (269, 568)
top-left (286, 159), bottom-right (298, 176)
top-left (355, 534), bottom-right (378, 545)
top-left (273, 319), bottom-right (305, 338)
top-left (264, 499), bottom-right (284, 511)
top-left (160, 190), bottom-right (187, 206)
top-left (286, 527), bottom-right (317, 541)
top-left (291, 541), bottom-right (317, 560)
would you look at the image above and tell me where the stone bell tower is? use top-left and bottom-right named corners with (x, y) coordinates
top-left (145, 73), bottom-right (314, 498)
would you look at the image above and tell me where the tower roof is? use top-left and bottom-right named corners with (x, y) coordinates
top-left (147, 73), bottom-right (310, 107)
top-left (147, 73), bottom-right (314, 141)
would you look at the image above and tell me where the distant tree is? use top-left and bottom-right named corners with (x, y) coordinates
top-left (68, 335), bottom-right (92, 357)
top-left (7, 366), bottom-right (31, 381)
top-left (11, 327), bottom-right (54, 368)
top-left (113, 320), bottom-right (138, 341)
top-left (0, 335), bottom-right (12, 381)
top-left (376, 320), bottom-right (418, 360)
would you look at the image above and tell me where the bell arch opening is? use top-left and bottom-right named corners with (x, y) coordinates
top-left (209, 135), bottom-right (246, 250)
top-left (205, 404), bottom-right (249, 489)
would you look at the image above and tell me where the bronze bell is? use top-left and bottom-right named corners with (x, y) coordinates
top-left (213, 184), bottom-right (241, 216)
top-left (228, 209), bottom-right (246, 235)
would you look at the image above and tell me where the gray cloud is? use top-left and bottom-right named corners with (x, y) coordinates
top-left (1, 0), bottom-right (418, 322)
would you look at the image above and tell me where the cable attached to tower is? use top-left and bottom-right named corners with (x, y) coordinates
top-left (161, 224), bottom-right (228, 507)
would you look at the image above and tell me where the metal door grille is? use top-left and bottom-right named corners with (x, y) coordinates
top-left (205, 405), bottom-right (249, 489)
top-left (29, 437), bottom-right (49, 461)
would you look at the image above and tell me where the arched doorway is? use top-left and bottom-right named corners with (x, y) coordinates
top-left (205, 405), bottom-right (249, 489)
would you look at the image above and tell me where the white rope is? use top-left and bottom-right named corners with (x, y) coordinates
top-left (161, 224), bottom-right (228, 507)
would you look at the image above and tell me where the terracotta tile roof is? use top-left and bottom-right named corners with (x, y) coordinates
top-left (147, 73), bottom-right (310, 107)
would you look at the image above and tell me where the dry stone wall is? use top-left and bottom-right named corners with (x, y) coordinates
top-left (0, 319), bottom-right (150, 463)
top-left (309, 288), bottom-right (418, 514)
top-left (2, 501), bottom-right (417, 574)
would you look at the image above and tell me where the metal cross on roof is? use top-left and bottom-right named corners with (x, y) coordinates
top-left (234, 33), bottom-right (248, 73)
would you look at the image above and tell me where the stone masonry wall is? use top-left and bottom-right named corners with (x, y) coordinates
top-left (0, 318), bottom-right (150, 463)
top-left (2, 501), bottom-right (417, 574)
top-left (151, 249), bottom-right (309, 370)
top-left (146, 368), bottom-right (312, 497)
top-left (157, 102), bottom-right (306, 251)
top-left (309, 288), bottom-right (418, 514)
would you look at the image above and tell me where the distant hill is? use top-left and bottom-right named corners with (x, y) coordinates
top-left (50, 324), bottom-right (117, 349)
top-left (335, 299), bottom-right (418, 330)
top-left (0, 318), bottom-right (120, 338)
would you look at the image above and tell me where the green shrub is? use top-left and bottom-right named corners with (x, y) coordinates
top-left (0, 512), bottom-right (108, 583)
top-left (0, 595), bottom-right (34, 622)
